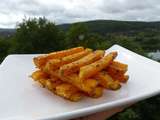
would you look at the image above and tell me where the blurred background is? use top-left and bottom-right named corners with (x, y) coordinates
top-left (0, 0), bottom-right (160, 120)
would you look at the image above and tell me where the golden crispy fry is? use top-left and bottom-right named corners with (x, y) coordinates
top-left (33, 73), bottom-right (83, 101)
top-left (106, 66), bottom-right (125, 77)
top-left (82, 79), bottom-right (99, 94)
top-left (34, 74), bottom-right (62, 89)
top-left (48, 80), bottom-right (63, 90)
top-left (83, 79), bottom-right (98, 89)
top-left (33, 47), bottom-right (84, 68)
top-left (44, 48), bottom-right (92, 72)
top-left (107, 61), bottom-right (128, 74)
top-left (79, 52), bottom-right (117, 80)
top-left (60, 50), bottom-right (104, 76)
top-left (31, 70), bottom-right (49, 81)
top-left (113, 74), bottom-right (129, 83)
top-left (106, 67), bottom-right (129, 83)
top-left (95, 71), bottom-right (121, 90)
top-left (88, 87), bottom-right (103, 98)
top-left (111, 61), bottom-right (128, 70)
top-left (51, 70), bottom-right (81, 88)
top-left (37, 79), bottom-right (82, 101)
top-left (51, 70), bottom-right (98, 94)
top-left (45, 79), bottom-right (56, 91)
top-left (69, 92), bottom-right (83, 101)
top-left (55, 83), bottom-right (80, 99)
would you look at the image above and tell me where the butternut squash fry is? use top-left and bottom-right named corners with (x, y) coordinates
top-left (79, 52), bottom-right (117, 80)
top-left (60, 50), bottom-right (104, 76)
top-left (33, 46), bottom-right (84, 68)
top-left (95, 71), bottom-right (121, 90)
top-left (44, 48), bottom-right (92, 72)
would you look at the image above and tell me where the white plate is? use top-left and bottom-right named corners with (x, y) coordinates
top-left (0, 45), bottom-right (160, 120)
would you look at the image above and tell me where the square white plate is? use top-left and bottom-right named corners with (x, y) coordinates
top-left (0, 45), bottom-right (160, 120)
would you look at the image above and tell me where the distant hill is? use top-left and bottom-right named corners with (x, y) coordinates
top-left (1, 20), bottom-right (160, 37)
top-left (57, 20), bottom-right (160, 35)
top-left (0, 28), bottom-right (15, 38)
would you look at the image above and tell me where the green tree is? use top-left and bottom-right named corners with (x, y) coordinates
top-left (10, 17), bottom-right (65, 54)
top-left (135, 31), bottom-right (160, 52)
top-left (106, 34), bottom-right (144, 55)
top-left (65, 23), bottom-right (89, 47)
top-left (0, 37), bottom-right (10, 62)
top-left (83, 33), bottom-right (111, 50)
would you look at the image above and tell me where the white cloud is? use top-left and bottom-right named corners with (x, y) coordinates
top-left (0, 0), bottom-right (160, 28)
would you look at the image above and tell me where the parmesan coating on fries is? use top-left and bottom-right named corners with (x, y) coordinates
top-left (59, 50), bottom-right (104, 76)
top-left (31, 46), bottom-right (129, 101)
top-left (79, 52), bottom-right (117, 80)
top-left (34, 47), bottom-right (84, 68)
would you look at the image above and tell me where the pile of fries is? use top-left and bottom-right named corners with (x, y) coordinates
top-left (31, 47), bottom-right (129, 101)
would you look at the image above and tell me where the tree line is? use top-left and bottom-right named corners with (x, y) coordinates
top-left (0, 17), bottom-right (147, 62)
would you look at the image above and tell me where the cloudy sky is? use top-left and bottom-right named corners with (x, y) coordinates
top-left (0, 0), bottom-right (160, 28)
